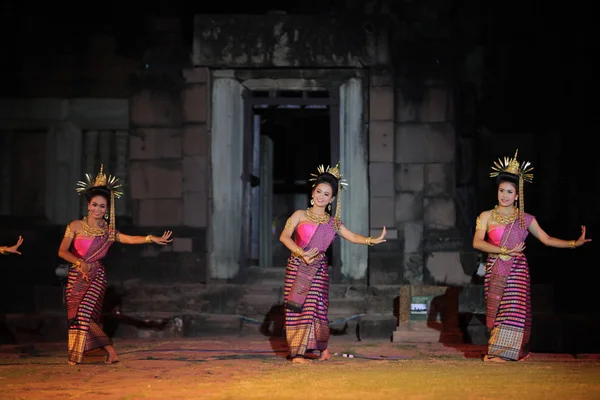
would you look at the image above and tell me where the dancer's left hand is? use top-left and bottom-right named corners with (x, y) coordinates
top-left (371, 227), bottom-right (387, 245)
top-left (575, 225), bottom-right (592, 247)
top-left (3, 235), bottom-right (24, 255)
top-left (151, 231), bottom-right (174, 245)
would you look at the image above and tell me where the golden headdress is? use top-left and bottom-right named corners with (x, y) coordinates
top-left (76, 165), bottom-right (123, 241)
top-left (309, 162), bottom-right (347, 224)
top-left (489, 149), bottom-right (534, 228)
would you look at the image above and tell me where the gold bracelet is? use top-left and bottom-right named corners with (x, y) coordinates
top-left (292, 247), bottom-right (303, 258)
top-left (500, 246), bottom-right (508, 255)
top-left (569, 240), bottom-right (576, 249)
top-left (73, 259), bottom-right (82, 269)
top-left (366, 237), bottom-right (373, 246)
top-left (145, 235), bottom-right (153, 244)
top-left (0, 247), bottom-right (6, 255)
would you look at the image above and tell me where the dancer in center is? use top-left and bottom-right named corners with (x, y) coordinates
top-left (279, 163), bottom-right (387, 363)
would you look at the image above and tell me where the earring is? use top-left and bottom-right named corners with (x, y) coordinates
top-left (327, 203), bottom-right (332, 212)
top-left (310, 199), bottom-right (314, 206)
top-left (104, 214), bottom-right (109, 221)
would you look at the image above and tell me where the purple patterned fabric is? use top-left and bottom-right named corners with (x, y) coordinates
top-left (492, 213), bottom-right (534, 277)
top-left (286, 217), bottom-right (339, 312)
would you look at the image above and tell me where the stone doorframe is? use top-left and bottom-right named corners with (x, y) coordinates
top-left (209, 69), bottom-right (369, 283)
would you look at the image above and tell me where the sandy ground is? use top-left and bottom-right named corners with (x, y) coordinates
top-left (1, 335), bottom-right (599, 400)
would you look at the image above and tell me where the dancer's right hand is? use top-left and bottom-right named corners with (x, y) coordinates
top-left (509, 242), bottom-right (525, 256)
top-left (80, 262), bottom-right (90, 282)
top-left (302, 248), bottom-right (319, 265)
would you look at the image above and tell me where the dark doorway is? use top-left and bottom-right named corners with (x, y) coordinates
top-left (240, 89), bottom-right (340, 277)
top-left (257, 104), bottom-right (331, 266)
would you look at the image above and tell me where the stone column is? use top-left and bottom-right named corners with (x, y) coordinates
top-left (209, 74), bottom-right (245, 279)
top-left (339, 77), bottom-right (369, 281)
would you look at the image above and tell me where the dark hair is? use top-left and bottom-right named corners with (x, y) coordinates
top-left (495, 172), bottom-right (519, 192)
top-left (85, 186), bottom-right (112, 206)
top-left (312, 173), bottom-right (339, 197)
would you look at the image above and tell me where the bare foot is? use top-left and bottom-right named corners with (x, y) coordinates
top-left (68, 361), bottom-right (77, 366)
top-left (104, 345), bottom-right (119, 364)
top-left (291, 357), bottom-right (310, 364)
top-left (484, 355), bottom-right (507, 363)
top-left (317, 349), bottom-right (330, 362)
top-left (518, 354), bottom-right (530, 362)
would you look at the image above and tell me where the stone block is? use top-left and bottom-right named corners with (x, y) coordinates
top-left (369, 121), bottom-right (394, 162)
top-left (395, 123), bottom-right (455, 163)
top-left (395, 192), bottom-right (423, 223)
top-left (369, 196), bottom-right (395, 228)
top-left (369, 86), bottom-right (394, 121)
top-left (129, 128), bottom-right (182, 160)
top-left (425, 252), bottom-right (471, 286)
top-left (396, 163), bottom-right (424, 192)
top-left (183, 191), bottom-right (208, 228)
top-left (0, 98), bottom-right (68, 120)
top-left (396, 86), bottom-right (452, 123)
top-left (183, 68), bottom-right (209, 84)
top-left (183, 124), bottom-right (209, 156)
top-left (130, 90), bottom-right (181, 127)
top-left (425, 163), bottom-right (453, 196)
top-left (183, 156), bottom-right (209, 193)
top-left (404, 222), bottom-right (423, 253)
top-left (182, 84), bottom-right (209, 123)
top-left (403, 253), bottom-right (424, 284)
top-left (69, 99), bottom-right (129, 129)
top-left (129, 161), bottom-right (183, 199)
top-left (424, 198), bottom-right (455, 229)
top-left (173, 238), bottom-right (193, 252)
top-left (137, 199), bottom-right (183, 227)
top-left (370, 73), bottom-right (393, 87)
top-left (369, 162), bottom-right (394, 197)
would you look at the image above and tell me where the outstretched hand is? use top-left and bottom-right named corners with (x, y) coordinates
top-left (3, 235), bottom-right (24, 255)
top-left (371, 227), bottom-right (387, 245)
top-left (151, 230), bottom-right (174, 245)
top-left (576, 225), bottom-right (592, 247)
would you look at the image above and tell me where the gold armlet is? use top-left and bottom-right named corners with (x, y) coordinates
top-left (145, 235), bottom-right (153, 244)
top-left (475, 216), bottom-right (484, 231)
top-left (569, 240), bottom-right (576, 249)
top-left (64, 224), bottom-right (75, 239)
top-left (284, 218), bottom-right (294, 231)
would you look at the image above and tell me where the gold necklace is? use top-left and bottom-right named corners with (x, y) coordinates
top-left (491, 206), bottom-right (518, 225)
top-left (305, 208), bottom-right (330, 224)
top-left (81, 217), bottom-right (107, 237)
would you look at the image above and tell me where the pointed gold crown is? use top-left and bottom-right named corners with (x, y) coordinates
top-left (489, 149), bottom-right (534, 183)
top-left (76, 164), bottom-right (124, 198)
top-left (309, 162), bottom-right (348, 190)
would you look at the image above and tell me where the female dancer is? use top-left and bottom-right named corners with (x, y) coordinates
top-left (279, 163), bottom-right (387, 363)
top-left (58, 165), bottom-right (173, 365)
top-left (473, 150), bottom-right (591, 362)
top-left (0, 235), bottom-right (24, 255)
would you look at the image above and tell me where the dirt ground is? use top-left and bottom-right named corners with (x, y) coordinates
top-left (1, 334), bottom-right (599, 400)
